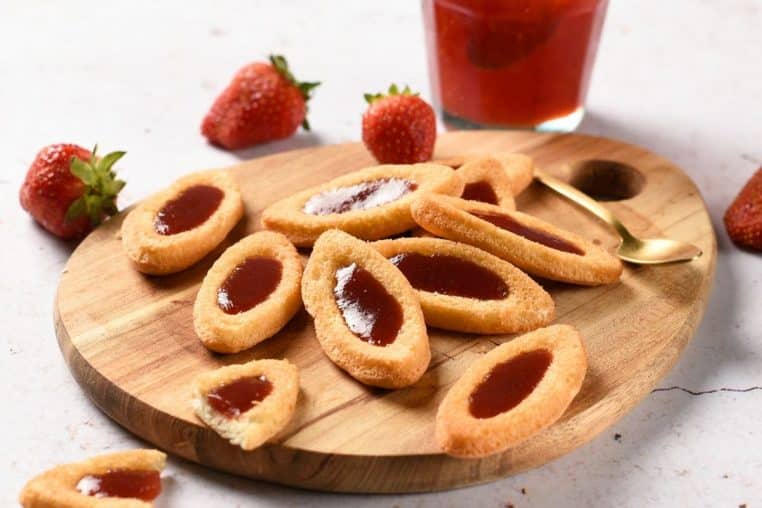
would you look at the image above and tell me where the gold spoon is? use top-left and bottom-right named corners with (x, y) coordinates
top-left (534, 165), bottom-right (702, 264)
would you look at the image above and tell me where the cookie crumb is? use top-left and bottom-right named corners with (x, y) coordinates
top-left (614, 433), bottom-right (622, 442)
top-left (521, 488), bottom-right (527, 495)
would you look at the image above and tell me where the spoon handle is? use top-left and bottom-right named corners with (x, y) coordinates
top-left (534, 170), bottom-right (634, 240)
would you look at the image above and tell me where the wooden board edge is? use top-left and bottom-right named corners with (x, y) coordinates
top-left (52, 236), bottom-right (716, 493)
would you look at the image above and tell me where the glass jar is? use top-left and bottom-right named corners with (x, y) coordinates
top-left (423, 0), bottom-right (608, 131)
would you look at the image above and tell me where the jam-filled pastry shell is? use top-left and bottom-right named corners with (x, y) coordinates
top-left (19, 449), bottom-right (166, 508)
top-left (411, 194), bottom-right (622, 285)
top-left (436, 324), bottom-right (587, 458)
top-left (192, 359), bottom-right (299, 451)
top-left (261, 163), bottom-right (462, 246)
top-left (121, 170), bottom-right (243, 275)
top-left (491, 152), bottom-right (534, 196)
top-left (436, 152), bottom-right (534, 196)
top-left (455, 156), bottom-right (516, 209)
top-left (302, 229), bottom-right (430, 388)
top-left (193, 231), bottom-right (303, 353)
top-left (372, 238), bottom-right (554, 334)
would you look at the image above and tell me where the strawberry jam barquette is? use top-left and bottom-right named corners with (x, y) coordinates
top-left (362, 84), bottom-right (436, 164)
top-left (423, 0), bottom-right (608, 128)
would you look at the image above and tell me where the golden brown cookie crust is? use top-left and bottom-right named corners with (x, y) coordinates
top-left (19, 449), bottom-right (166, 508)
top-left (261, 163), bottom-right (463, 246)
top-left (492, 152), bottom-right (534, 196)
top-left (410, 194), bottom-right (622, 285)
top-left (193, 231), bottom-right (303, 353)
top-left (302, 229), bottom-right (430, 388)
top-left (192, 359), bottom-right (299, 451)
top-left (372, 238), bottom-right (554, 334)
top-left (436, 324), bottom-right (587, 458)
top-left (434, 152), bottom-right (534, 196)
top-left (455, 157), bottom-right (516, 210)
top-left (121, 169), bottom-right (244, 275)
top-left (432, 155), bottom-right (467, 168)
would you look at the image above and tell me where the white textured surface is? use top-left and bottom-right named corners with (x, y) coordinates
top-left (1, 1), bottom-right (761, 506)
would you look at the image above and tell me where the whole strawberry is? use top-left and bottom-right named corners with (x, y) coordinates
top-left (202, 55), bottom-right (320, 150)
top-left (724, 167), bottom-right (762, 251)
top-left (20, 144), bottom-right (126, 240)
top-left (362, 84), bottom-right (436, 164)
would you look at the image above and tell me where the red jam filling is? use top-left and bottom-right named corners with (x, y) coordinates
top-left (76, 470), bottom-right (161, 500)
top-left (154, 184), bottom-right (224, 235)
top-left (303, 178), bottom-right (418, 215)
top-left (469, 349), bottom-right (553, 419)
top-left (390, 252), bottom-right (508, 300)
top-left (217, 257), bottom-right (282, 314)
top-left (471, 210), bottom-right (584, 255)
top-left (207, 375), bottom-right (273, 418)
top-left (333, 263), bottom-right (403, 347)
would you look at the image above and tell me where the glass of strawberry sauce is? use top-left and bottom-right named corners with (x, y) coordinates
top-left (422, 0), bottom-right (608, 131)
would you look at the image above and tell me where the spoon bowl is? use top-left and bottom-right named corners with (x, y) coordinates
top-left (614, 234), bottom-right (703, 265)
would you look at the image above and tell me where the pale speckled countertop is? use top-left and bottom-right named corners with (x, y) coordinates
top-left (1, 1), bottom-right (760, 506)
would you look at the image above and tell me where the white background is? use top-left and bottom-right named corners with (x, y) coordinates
top-left (1, 1), bottom-right (760, 506)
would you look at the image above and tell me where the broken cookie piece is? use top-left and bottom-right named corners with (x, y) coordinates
top-left (192, 359), bottom-right (299, 451)
top-left (19, 449), bottom-right (166, 507)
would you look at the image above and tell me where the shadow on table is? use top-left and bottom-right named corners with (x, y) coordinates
top-left (209, 131), bottom-right (326, 162)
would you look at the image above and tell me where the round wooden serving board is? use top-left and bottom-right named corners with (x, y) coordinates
top-left (55, 131), bottom-right (716, 493)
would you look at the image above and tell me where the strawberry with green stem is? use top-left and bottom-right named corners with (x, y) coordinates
top-left (19, 144), bottom-right (126, 239)
top-left (202, 55), bottom-right (320, 149)
top-left (362, 84), bottom-right (437, 164)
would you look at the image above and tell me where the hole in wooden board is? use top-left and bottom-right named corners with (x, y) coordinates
top-left (567, 159), bottom-right (645, 201)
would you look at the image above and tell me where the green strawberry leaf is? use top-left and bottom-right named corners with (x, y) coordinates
top-left (104, 178), bottom-right (126, 196)
top-left (364, 84), bottom-right (419, 104)
top-left (298, 81), bottom-right (321, 101)
top-left (65, 196), bottom-right (87, 222)
top-left (67, 145), bottom-right (128, 227)
top-left (268, 54), bottom-right (320, 131)
top-left (97, 150), bottom-right (126, 173)
top-left (85, 194), bottom-right (103, 226)
top-left (102, 199), bottom-right (119, 216)
top-left (269, 54), bottom-right (294, 82)
top-left (70, 157), bottom-right (97, 186)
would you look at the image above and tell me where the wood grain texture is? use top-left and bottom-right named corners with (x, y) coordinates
top-left (54, 131), bottom-right (716, 493)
